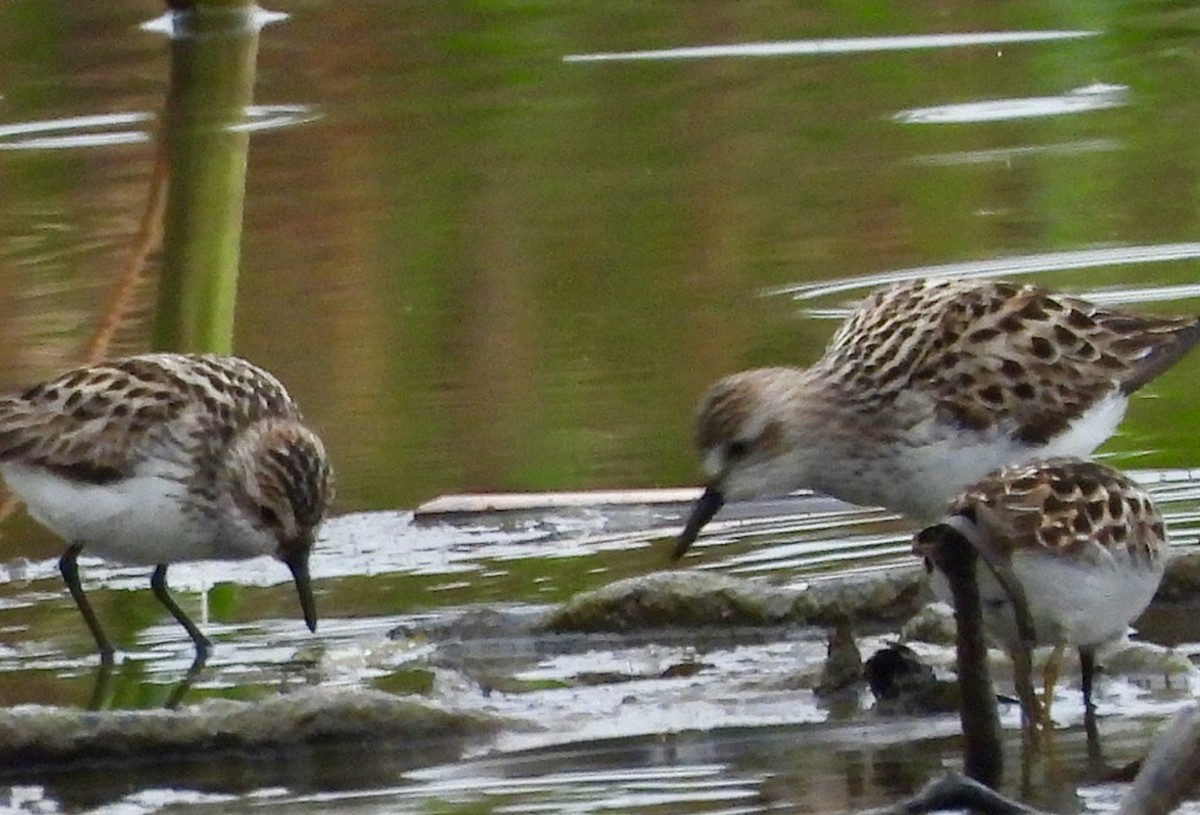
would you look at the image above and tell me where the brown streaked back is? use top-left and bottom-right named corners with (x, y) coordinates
top-left (818, 279), bottom-right (1200, 445)
top-left (0, 354), bottom-right (300, 483)
top-left (937, 458), bottom-right (1165, 569)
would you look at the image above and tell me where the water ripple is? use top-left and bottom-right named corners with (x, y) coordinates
top-left (141, 7), bottom-right (288, 37)
top-left (564, 30), bottom-right (1096, 63)
top-left (0, 105), bottom-right (320, 151)
top-left (909, 138), bottom-right (1123, 167)
top-left (894, 82), bottom-right (1127, 124)
top-left (766, 243), bottom-right (1200, 303)
top-left (0, 112), bottom-right (151, 150)
top-left (234, 104), bottom-right (323, 132)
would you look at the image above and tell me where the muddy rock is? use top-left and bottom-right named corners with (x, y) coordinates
top-left (537, 571), bottom-right (795, 631)
top-left (1100, 640), bottom-right (1195, 687)
top-left (390, 606), bottom-right (542, 642)
top-left (538, 568), bottom-right (924, 632)
top-left (901, 601), bottom-right (957, 645)
top-left (815, 618), bottom-right (865, 696)
top-left (863, 643), bottom-right (960, 715)
top-left (0, 686), bottom-right (508, 772)
top-left (1155, 550), bottom-right (1200, 602)
top-left (796, 569), bottom-right (927, 625)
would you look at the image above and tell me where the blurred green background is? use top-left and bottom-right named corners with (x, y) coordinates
top-left (1, 0), bottom-right (1199, 559)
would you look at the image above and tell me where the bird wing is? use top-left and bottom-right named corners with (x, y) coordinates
top-left (824, 279), bottom-right (1200, 445)
top-left (0, 354), bottom-right (299, 483)
top-left (953, 458), bottom-right (1163, 565)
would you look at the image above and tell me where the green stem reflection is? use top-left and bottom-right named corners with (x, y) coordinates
top-left (154, 3), bottom-right (259, 353)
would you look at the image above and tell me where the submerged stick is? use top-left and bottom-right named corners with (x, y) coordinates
top-left (849, 706), bottom-right (1200, 815)
top-left (154, 3), bottom-right (261, 353)
top-left (919, 524), bottom-right (1003, 787)
top-left (83, 132), bottom-right (169, 363)
top-left (965, 520), bottom-right (1042, 739)
top-left (1117, 706), bottom-right (1200, 815)
top-left (858, 771), bottom-right (1038, 815)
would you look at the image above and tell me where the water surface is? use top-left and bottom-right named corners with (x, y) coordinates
top-left (3, 1), bottom-right (1200, 812)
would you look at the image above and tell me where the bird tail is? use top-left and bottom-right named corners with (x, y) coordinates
top-left (1121, 315), bottom-right (1200, 395)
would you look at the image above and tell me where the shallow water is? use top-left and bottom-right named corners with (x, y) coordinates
top-left (3, 1), bottom-right (1200, 812)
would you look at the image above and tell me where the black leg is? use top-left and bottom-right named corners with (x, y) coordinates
top-left (1080, 646), bottom-right (1097, 711)
top-left (150, 565), bottom-right (211, 661)
top-left (87, 661), bottom-right (115, 711)
top-left (164, 650), bottom-right (208, 710)
top-left (59, 544), bottom-right (115, 665)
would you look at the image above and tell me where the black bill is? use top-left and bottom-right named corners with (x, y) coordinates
top-left (284, 546), bottom-right (319, 632)
top-left (674, 485), bottom-right (725, 560)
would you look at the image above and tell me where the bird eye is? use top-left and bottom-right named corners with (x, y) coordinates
top-left (258, 505), bottom-right (281, 527)
top-left (727, 439), bottom-right (751, 460)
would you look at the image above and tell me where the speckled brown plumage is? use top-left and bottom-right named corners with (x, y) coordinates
top-left (818, 279), bottom-right (1200, 444)
top-left (916, 458), bottom-right (1164, 570)
top-left (694, 368), bottom-right (790, 454)
top-left (676, 277), bottom-right (1199, 556)
top-left (0, 353), bottom-right (333, 663)
top-left (0, 354), bottom-right (299, 483)
top-left (914, 457), bottom-right (1167, 716)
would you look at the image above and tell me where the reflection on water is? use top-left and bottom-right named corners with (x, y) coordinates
top-left (0, 112), bottom-right (152, 150)
top-left (893, 82), bottom-right (1128, 124)
top-left (4, 3), bottom-right (1200, 511)
top-left (5, 0), bottom-right (1200, 812)
top-left (908, 138), bottom-right (1125, 167)
top-left (0, 106), bottom-right (320, 151)
top-left (563, 30), bottom-right (1098, 62)
top-left (767, 243), bottom-right (1200, 301)
top-left (140, 6), bottom-right (287, 36)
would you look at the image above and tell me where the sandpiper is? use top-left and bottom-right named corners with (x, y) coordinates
top-left (912, 458), bottom-right (1167, 715)
top-left (0, 353), bottom-right (333, 664)
top-left (675, 278), bottom-right (1200, 557)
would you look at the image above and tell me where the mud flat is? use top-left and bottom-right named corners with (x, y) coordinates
top-left (0, 686), bottom-right (508, 773)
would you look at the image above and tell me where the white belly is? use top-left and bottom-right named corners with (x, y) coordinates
top-left (2, 462), bottom-right (221, 565)
top-left (866, 392), bottom-right (1130, 521)
top-left (928, 545), bottom-right (1165, 650)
